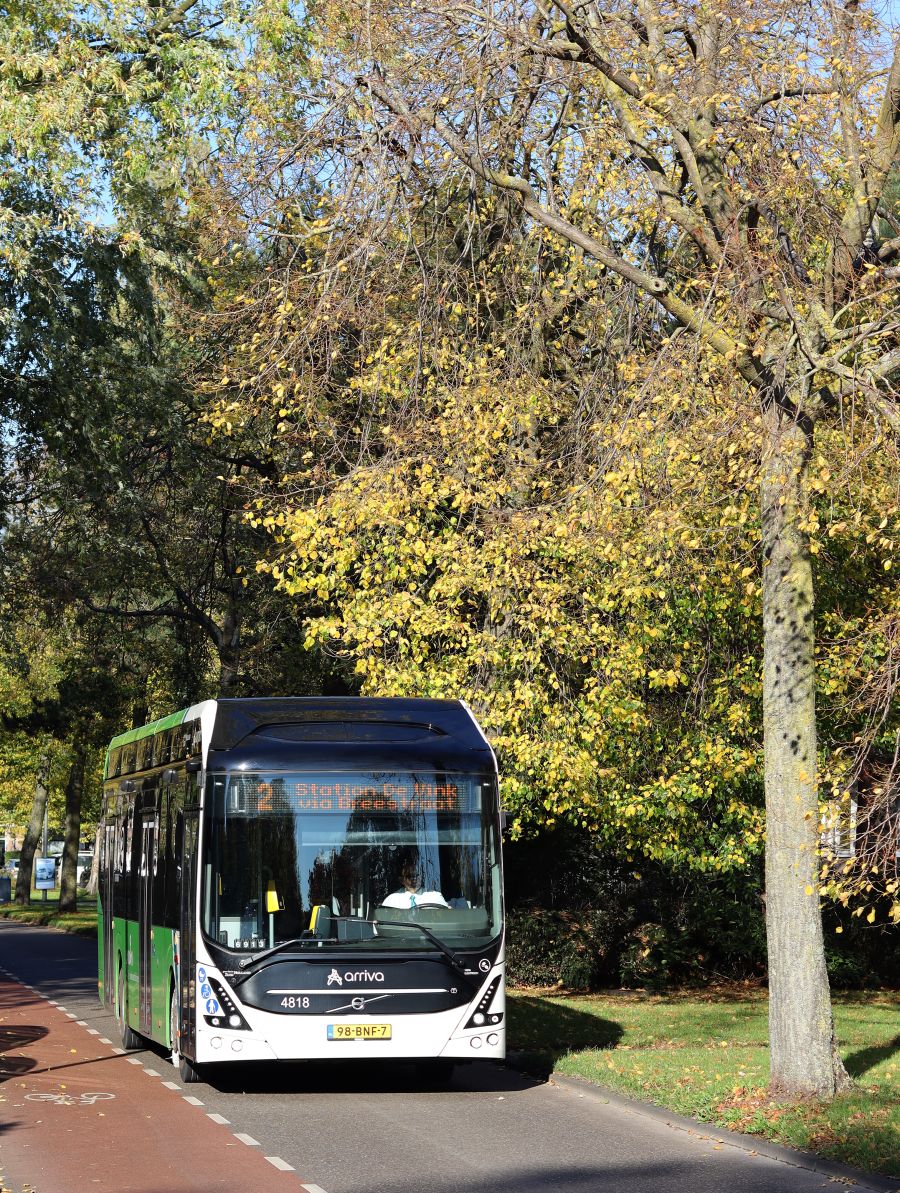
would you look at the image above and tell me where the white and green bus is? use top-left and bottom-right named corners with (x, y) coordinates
top-left (98, 698), bottom-right (505, 1082)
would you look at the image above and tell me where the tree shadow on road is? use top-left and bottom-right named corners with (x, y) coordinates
top-left (506, 994), bottom-right (623, 1077)
top-left (0, 1023), bottom-right (47, 1083)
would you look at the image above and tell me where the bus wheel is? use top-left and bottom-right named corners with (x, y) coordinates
top-left (117, 968), bottom-right (141, 1051)
top-left (179, 1054), bottom-right (202, 1084)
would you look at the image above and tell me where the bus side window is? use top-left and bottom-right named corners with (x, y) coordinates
top-left (174, 810), bottom-right (184, 872)
top-left (157, 731), bottom-right (171, 766)
top-left (116, 814), bottom-right (126, 875)
top-left (152, 792), bottom-right (162, 877)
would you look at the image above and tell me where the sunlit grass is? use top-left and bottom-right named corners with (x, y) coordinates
top-left (0, 897), bottom-right (97, 936)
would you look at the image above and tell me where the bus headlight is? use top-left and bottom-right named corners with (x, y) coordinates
top-left (201, 977), bottom-right (250, 1031)
top-left (465, 976), bottom-right (502, 1029)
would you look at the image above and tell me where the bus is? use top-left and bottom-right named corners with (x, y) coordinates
top-left (98, 697), bottom-right (505, 1083)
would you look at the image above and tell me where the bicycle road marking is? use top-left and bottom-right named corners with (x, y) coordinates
top-left (2, 968), bottom-right (334, 1193)
top-left (25, 1091), bottom-right (115, 1107)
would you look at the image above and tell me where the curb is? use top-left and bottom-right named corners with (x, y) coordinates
top-left (505, 1055), bottom-right (900, 1193)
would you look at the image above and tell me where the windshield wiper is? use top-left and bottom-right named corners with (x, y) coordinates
top-left (237, 937), bottom-right (315, 970)
top-left (370, 918), bottom-right (469, 979)
top-left (237, 920), bottom-right (470, 980)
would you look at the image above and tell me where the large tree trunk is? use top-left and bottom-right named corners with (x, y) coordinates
top-left (218, 605), bottom-right (241, 695)
top-left (761, 409), bottom-right (850, 1098)
top-left (86, 821), bottom-right (103, 898)
top-left (58, 747), bottom-right (86, 913)
top-left (14, 750), bottom-right (51, 905)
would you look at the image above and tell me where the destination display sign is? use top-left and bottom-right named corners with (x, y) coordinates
top-left (221, 773), bottom-right (478, 815)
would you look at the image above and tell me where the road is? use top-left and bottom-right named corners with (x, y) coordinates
top-left (0, 921), bottom-right (878, 1193)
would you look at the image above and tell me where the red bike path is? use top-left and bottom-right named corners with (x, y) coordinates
top-left (0, 974), bottom-right (317, 1193)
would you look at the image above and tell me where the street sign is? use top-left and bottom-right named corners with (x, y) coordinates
top-left (34, 857), bottom-right (56, 890)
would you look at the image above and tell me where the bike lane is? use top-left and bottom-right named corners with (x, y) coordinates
top-left (0, 972), bottom-right (317, 1193)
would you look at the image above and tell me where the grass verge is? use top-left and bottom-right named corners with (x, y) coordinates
top-left (507, 987), bottom-right (900, 1178)
top-left (0, 898), bottom-right (97, 937)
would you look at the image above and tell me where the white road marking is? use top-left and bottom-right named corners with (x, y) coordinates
top-left (144, 1068), bottom-right (161, 1077)
top-left (207, 1113), bottom-right (230, 1125)
top-left (112, 1047), bottom-right (125, 1054)
top-left (266, 1157), bottom-right (294, 1172)
top-left (76, 1020), bottom-right (88, 1026)
top-left (234, 1133), bottom-right (260, 1147)
top-left (301, 1185), bottom-right (329, 1193)
top-left (100, 1038), bottom-right (112, 1044)
top-left (87, 1028), bottom-right (100, 1035)
top-left (127, 1057), bottom-right (143, 1065)
top-left (66, 1012), bottom-right (77, 1019)
top-left (183, 1096), bottom-right (204, 1106)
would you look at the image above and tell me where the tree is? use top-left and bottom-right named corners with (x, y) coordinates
top-left (14, 748), bottom-right (51, 905)
top-left (206, 0), bottom-right (900, 1096)
top-left (359, 0), bottom-right (900, 1098)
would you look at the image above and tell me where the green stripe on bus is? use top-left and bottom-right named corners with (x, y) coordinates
top-left (103, 708), bottom-right (191, 778)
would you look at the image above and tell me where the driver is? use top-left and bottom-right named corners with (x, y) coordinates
top-left (381, 862), bottom-right (450, 910)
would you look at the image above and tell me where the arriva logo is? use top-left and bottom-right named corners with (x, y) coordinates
top-left (326, 969), bottom-right (385, 985)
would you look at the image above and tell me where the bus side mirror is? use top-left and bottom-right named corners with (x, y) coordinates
top-left (500, 810), bottom-right (509, 833)
top-left (185, 758), bottom-right (202, 773)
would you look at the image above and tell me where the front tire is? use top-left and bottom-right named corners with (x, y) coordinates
top-left (169, 987), bottom-right (201, 1082)
top-left (179, 1054), bottom-right (202, 1084)
top-left (117, 967), bottom-right (142, 1051)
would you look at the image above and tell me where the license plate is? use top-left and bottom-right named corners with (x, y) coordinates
top-left (327, 1023), bottom-right (392, 1041)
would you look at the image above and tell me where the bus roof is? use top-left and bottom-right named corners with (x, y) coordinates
top-left (105, 697), bottom-right (495, 779)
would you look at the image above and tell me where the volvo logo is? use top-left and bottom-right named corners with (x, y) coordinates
top-left (326, 968), bottom-right (385, 987)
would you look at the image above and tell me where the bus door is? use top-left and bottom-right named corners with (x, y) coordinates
top-left (101, 821), bottom-right (116, 1005)
top-left (138, 814), bottom-right (157, 1035)
top-left (178, 808), bottom-right (200, 1061)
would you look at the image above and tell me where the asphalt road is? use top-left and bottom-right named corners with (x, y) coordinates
top-left (0, 921), bottom-right (872, 1193)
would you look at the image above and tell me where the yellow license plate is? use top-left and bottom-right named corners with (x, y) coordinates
top-left (327, 1023), bottom-right (392, 1041)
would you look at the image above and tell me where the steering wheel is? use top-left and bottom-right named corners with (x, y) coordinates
top-left (413, 901), bottom-right (448, 910)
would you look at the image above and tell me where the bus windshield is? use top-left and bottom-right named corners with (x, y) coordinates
top-left (201, 771), bottom-right (501, 953)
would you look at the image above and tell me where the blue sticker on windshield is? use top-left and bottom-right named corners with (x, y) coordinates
top-left (205, 998), bottom-right (219, 1014)
top-left (197, 966), bottom-right (207, 982)
top-left (200, 983), bottom-right (212, 999)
